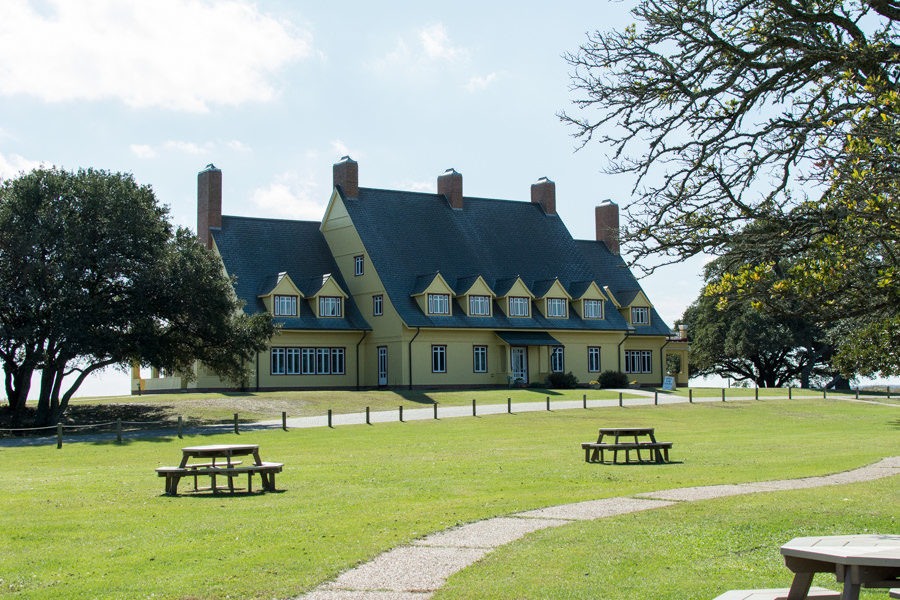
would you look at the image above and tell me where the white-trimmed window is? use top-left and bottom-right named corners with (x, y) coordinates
top-left (274, 295), bottom-right (297, 316)
top-left (286, 348), bottom-right (302, 374)
top-left (331, 348), bottom-right (345, 374)
top-left (271, 347), bottom-right (286, 374)
top-left (432, 345), bottom-right (447, 373)
top-left (316, 348), bottom-right (331, 374)
top-left (302, 348), bottom-right (316, 375)
top-left (550, 346), bottom-right (564, 373)
top-left (547, 298), bottom-right (567, 318)
top-left (631, 306), bottom-right (650, 325)
top-left (473, 345), bottom-right (487, 373)
top-left (584, 299), bottom-right (604, 319)
top-left (354, 255), bottom-right (364, 276)
top-left (320, 296), bottom-right (343, 317)
top-left (588, 346), bottom-right (601, 373)
top-left (625, 350), bottom-right (653, 374)
top-left (508, 296), bottom-right (530, 317)
top-left (373, 294), bottom-right (383, 316)
top-left (469, 295), bottom-right (491, 316)
top-left (428, 293), bottom-right (450, 315)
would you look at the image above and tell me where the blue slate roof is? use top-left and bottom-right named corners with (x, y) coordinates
top-left (343, 188), bottom-right (672, 334)
top-left (212, 216), bottom-right (370, 331)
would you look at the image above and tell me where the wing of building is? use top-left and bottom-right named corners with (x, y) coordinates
top-left (133, 158), bottom-right (689, 393)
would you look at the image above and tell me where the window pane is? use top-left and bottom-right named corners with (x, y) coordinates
top-left (551, 347), bottom-right (564, 372)
top-left (271, 348), bottom-right (285, 375)
top-left (331, 348), bottom-right (345, 375)
top-left (585, 299), bottom-right (603, 319)
top-left (373, 295), bottom-right (383, 316)
top-left (473, 346), bottom-right (487, 372)
top-left (302, 348), bottom-right (316, 374)
top-left (432, 345), bottom-right (446, 372)
top-left (588, 346), bottom-right (601, 372)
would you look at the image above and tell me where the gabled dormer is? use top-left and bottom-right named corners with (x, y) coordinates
top-left (411, 272), bottom-right (455, 317)
top-left (616, 289), bottom-right (654, 326)
top-left (533, 278), bottom-right (572, 319)
top-left (495, 277), bottom-right (535, 318)
top-left (455, 275), bottom-right (495, 317)
top-left (571, 281), bottom-right (607, 320)
top-left (258, 272), bottom-right (303, 317)
top-left (306, 274), bottom-right (349, 319)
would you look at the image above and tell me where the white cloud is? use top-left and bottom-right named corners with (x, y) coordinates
top-left (420, 25), bottom-right (464, 61)
top-left (130, 144), bottom-right (157, 159)
top-left (225, 140), bottom-right (252, 153)
top-left (465, 72), bottom-right (498, 92)
top-left (372, 24), bottom-right (469, 74)
top-left (0, 0), bottom-right (313, 112)
top-left (164, 140), bottom-right (212, 155)
top-left (0, 152), bottom-right (43, 179)
top-left (251, 172), bottom-right (327, 220)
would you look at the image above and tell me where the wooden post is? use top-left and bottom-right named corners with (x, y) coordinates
top-left (472, 399), bottom-right (477, 416)
top-left (546, 396), bottom-right (550, 411)
top-left (177, 415), bottom-right (183, 439)
top-left (234, 413), bottom-right (239, 434)
top-left (508, 397), bottom-right (512, 413)
top-left (116, 419), bottom-right (122, 443)
top-left (618, 392), bottom-right (623, 407)
top-left (583, 394), bottom-right (587, 409)
top-left (399, 405), bottom-right (404, 422)
top-left (755, 387), bottom-right (759, 400)
top-left (366, 406), bottom-right (371, 424)
top-left (654, 391), bottom-right (658, 405)
top-left (856, 388), bottom-right (860, 400)
top-left (722, 388), bottom-right (726, 402)
top-left (888, 386), bottom-right (891, 399)
top-left (789, 387), bottom-right (792, 400)
top-left (689, 389), bottom-right (693, 403)
top-left (824, 388), bottom-right (827, 399)
top-left (57, 423), bottom-right (63, 449)
top-left (282, 411), bottom-right (287, 431)
top-left (327, 409), bottom-right (332, 428)
top-left (434, 403), bottom-right (438, 420)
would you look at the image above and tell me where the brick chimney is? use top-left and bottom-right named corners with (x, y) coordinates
top-left (333, 156), bottom-right (359, 198)
top-left (438, 168), bottom-right (463, 209)
top-left (595, 200), bottom-right (620, 254)
top-left (531, 176), bottom-right (556, 215)
top-left (197, 164), bottom-right (222, 249)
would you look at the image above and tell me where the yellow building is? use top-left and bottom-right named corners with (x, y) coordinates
top-left (133, 159), bottom-right (688, 393)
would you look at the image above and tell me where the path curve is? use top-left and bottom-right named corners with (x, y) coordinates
top-left (295, 457), bottom-right (900, 600)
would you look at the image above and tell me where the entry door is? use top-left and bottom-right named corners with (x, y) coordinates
top-left (511, 347), bottom-right (527, 382)
top-left (378, 346), bottom-right (388, 386)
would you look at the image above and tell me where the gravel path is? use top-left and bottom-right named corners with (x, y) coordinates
top-left (295, 457), bottom-right (900, 600)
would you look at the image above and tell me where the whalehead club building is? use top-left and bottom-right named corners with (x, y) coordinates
top-left (132, 158), bottom-right (688, 393)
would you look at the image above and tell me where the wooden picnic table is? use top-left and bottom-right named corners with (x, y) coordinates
top-left (156, 444), bottom-right (282, 495)
top-left (780, 534), bottom-right (900, 600)
top-left (581, 427), bottom-right (672, 464)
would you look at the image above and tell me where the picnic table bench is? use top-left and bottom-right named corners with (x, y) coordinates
top-left (155, 444), bottom-right (283, 495)
top-left (581, 427), bottom-right (672, 464)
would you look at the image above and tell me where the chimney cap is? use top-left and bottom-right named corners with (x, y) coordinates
top-left (201, 163), bottom-right (220, 172)
top-left (535, 176), bottom-right (553, 184)
top-left (598, 198), bottom-right (617, 207)
top-left (337, 155), bottom-right (357, 164)
top-left (441, 168), bottom-right (460, 176)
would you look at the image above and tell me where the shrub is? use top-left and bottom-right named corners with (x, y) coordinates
top-left (547, 371), bottom-right (579, 389)
top-left (598, 370), bottom-right (629, 388)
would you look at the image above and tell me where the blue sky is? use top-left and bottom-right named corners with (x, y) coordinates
top-left (0, 0), bottom-right (710, 397)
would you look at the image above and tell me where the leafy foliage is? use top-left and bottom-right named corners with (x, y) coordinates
top-left (547, 371), bottom-right (579, 388)
top-left (597, 369), bottom-right (630, 388)
top-left (562, 0), bottom-right (900, 374)
top-left (0, 168), bottom-right (275, 424)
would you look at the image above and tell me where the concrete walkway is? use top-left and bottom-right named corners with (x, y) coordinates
top-left (295, 456), bottom-right (900, 600)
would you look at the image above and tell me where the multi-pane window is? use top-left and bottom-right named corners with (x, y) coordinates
top-left (428, 293), bottom-right (450, 315)
top-left (625, 350), bottom-right (653, 374)
top-left (469, 295), bottom-right (491, 316)
top-left (508, 296), bottom-right (530, 317)
top-left (550, 346), bottom-right (564, 372)
top-left (432, 345), bottom-right (447, 373)
top-left (354, 255), bottom-right (364, 276)
top-left (272, 347), bottom-right (345, 375)
top-left (274, 295), bottom-right (297, 316)
top-left (547, 298), bottom-right (567, 318)
top-left (473, 345), bottom-right (487, 373)
top-left (588, 346), bottom-right (601, 373)
top-left (631, 306), bottom-right (650, 325)
top-left (271, 347), bottom-right (286, 374)
top-left (373, 294), bottom-right (383, 316)
top-left (319, 296), bottom-right (342, 317)
top-left (584, 299), bottom-right (604, 319)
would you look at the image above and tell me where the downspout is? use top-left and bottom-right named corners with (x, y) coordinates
top-left (408, 327), bottom-right (421, 390)
top-left (659, 337), bottom-right (672, 385)
top-left (617, 330), bottom-right (631, 372)
top-left (356, 330), bottom-right (368, 390)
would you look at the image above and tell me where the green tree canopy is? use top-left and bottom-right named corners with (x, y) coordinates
top-left (0, 167), bottom-right (275, 424)
top-left (562, 0), bottom-right (900, 374)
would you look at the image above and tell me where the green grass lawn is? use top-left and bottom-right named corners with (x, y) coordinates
top-left (2, 396), bottom-right (899, 599)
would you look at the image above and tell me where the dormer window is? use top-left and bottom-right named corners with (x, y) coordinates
top-left (469, 295), bottom-right (491, 316)
top-left (320, 296), bottom-right (343, 317)
top-left (274, 295), bottom-right (297, 316)
top-left (428, 293), bottom-right (451, 315)
top-left (354, 255), bottom-right (364, 276)
top-left (584, 299), bottom-right (604, 320)
top-left (632, 306), bottom-right (650, 325)
top-left (508, 296), bottom-right (530, 317)
top-left (547, 298), bottom-right (567, 318)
